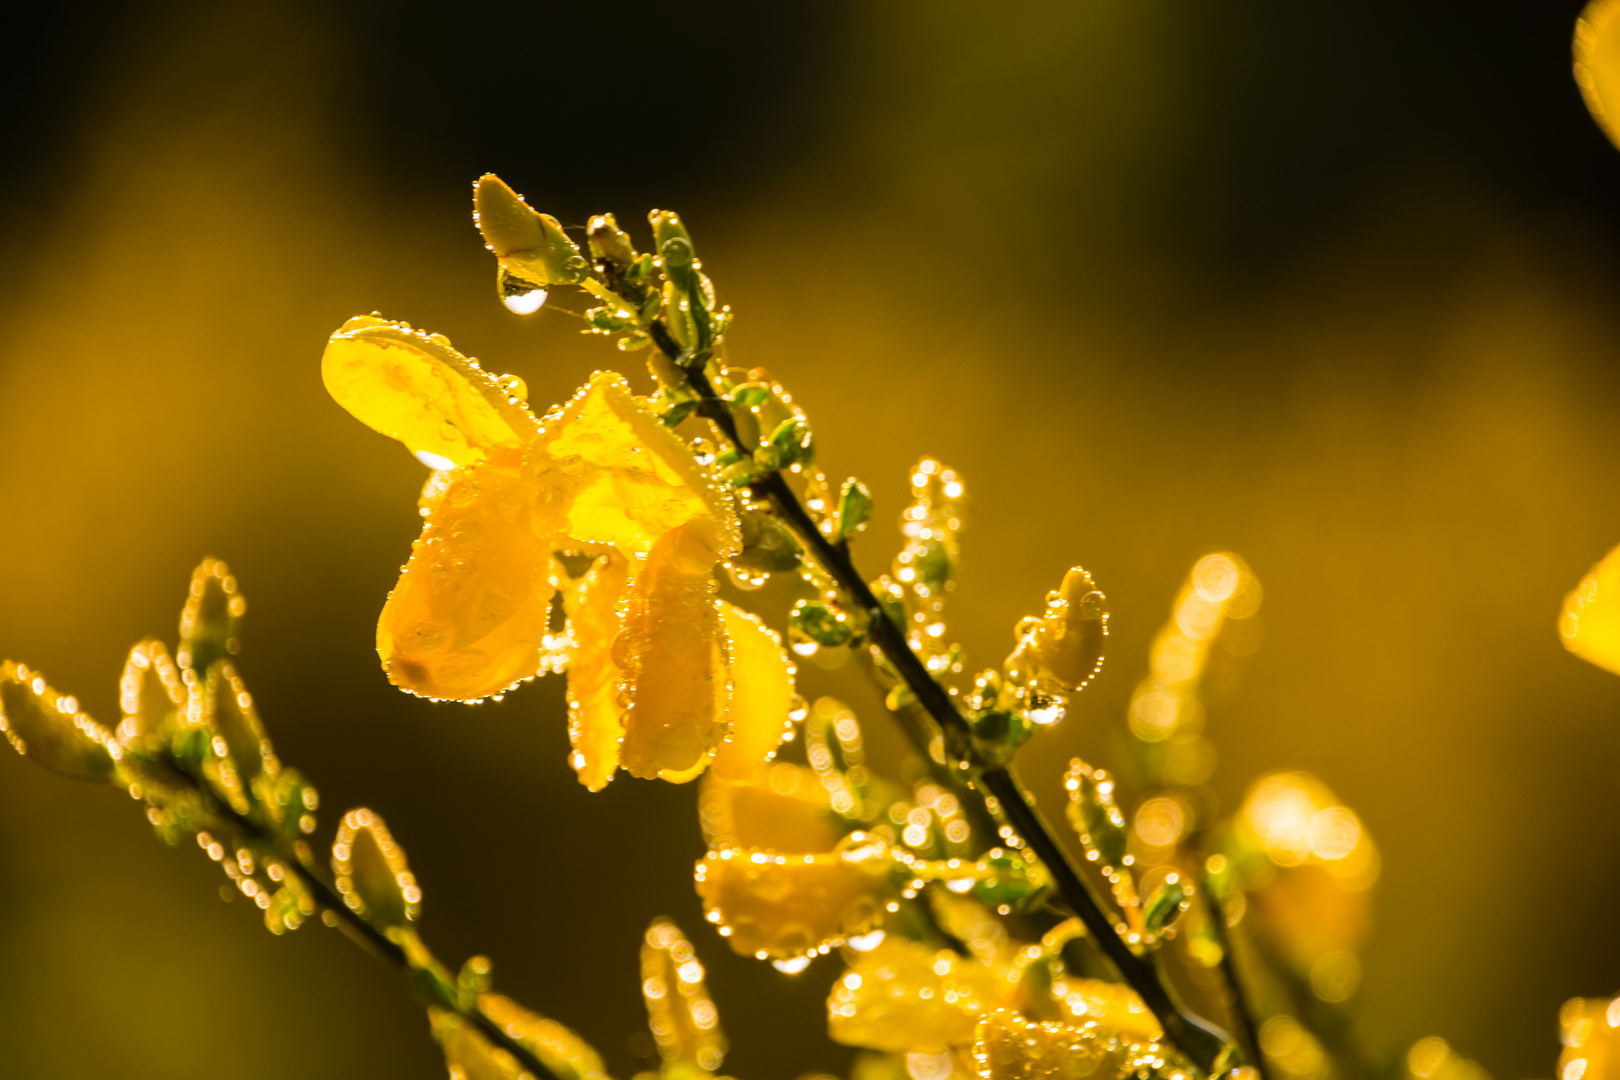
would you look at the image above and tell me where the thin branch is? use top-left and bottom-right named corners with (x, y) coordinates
top-left (161, 762), bottom-right (563, 1080)
top-left (1199, 869), bottom-right (1270, 1080)
top-left (669, 349), bottom-right (1236, 1075)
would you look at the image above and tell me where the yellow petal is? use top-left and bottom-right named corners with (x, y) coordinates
top-left (1577, 0), bottom-right (1620, 152)
top-left (1050, 980), bottom-right (1160, 1043)
top-left (973, 1010), bottom-right (1125, 1080)
top-left (1028, 567), bottom-right (1108, 692)
top-left (709, 603), bottom-right (795, 782)
top-left (564, 551), bottom-right (631, 791)
top-left (323, 316), bottom-right (538, 468)
top-left (1561, 541), bottom-right (1620, 676)
top-left (696, 834), bottom-right (895, 960)
top-left (699, 763), bottom-right (843, 854)
top-left (378, 460), bottom-right (556, 700)
top-left (617, 523), bottom-right (729, 780)
top-left (828, 936), bottom-right (1006, 1053)
top-left (528, 371), bottom-right (740, 557)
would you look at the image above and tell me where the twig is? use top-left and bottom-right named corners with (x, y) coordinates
top-left (668, 346), bottom-right (1236, 1075)
top-left (158, 759), bottom-right (562, 1080)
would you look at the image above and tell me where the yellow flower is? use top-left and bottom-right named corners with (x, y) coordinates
top-left (1559, 996), bottom-right (1620, 1080)
top-left (322, 316), bottom-right (795, 789)
top-left (1577, 0), bottom-right (1620, 152)
top-left (827, 936), bottom-right (1014, 1054)
top-left (1560, 542), bottom-right (1620, 677)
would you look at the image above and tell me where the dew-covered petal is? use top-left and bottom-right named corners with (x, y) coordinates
top-left (564, 550), bottom-right (631, 791)
top-left (617, 523), bottom-right (729, 780)
top-left (699, 763), bottom-right (844, 854)
top-left (709, 603), bottom-right (794, 783)
top-left (828, 935), bottom-right (1007, 1054)
top-left (1561, 541), bottom-right (1620, 676)
top-left (695, 834), bottom-right (896, 961)
top-left (528, 371), bottom-right (740, 557)
top-left (378, 460), bottom-right (556, 701)
top-left (972, 1009), bottom-right (1126, 1080)
top-left (323, 316), bottom-right (539, 468)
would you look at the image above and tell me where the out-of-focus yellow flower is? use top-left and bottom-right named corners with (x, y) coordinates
top-left (1559, 996), bottom-right (1620, 1080)
top-left (1560, 542), bottom-right (1620, 677)
top-left (696, 834), bottom-right (898, 961)
top-left (1577, 1), bottom-right (1620, 152)
top-left (828, 936), bottom-right (1014, 1054)
top-left (322, 318), bottom-right (799, 790)
top-left (433, 995), bottom-right (609, 1080)
top-left (1221, 772), bottom-right (1378, 976)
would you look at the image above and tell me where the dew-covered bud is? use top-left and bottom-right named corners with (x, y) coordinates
top-left (473, 174), bottom-right (589, 288)
top-left (1009, 567), bottom-right (1107, 696)
top-left (587, 212), bottom-right (637, 267)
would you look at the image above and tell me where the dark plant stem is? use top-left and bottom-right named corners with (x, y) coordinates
top-left (671, 354), bottom-right (1235, 1074)
top-left (1199, 869), bottom-right (1270, 1080)
top-left (178, 770), bottom-right (562, 1080)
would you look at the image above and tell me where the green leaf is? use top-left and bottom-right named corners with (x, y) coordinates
top-left (791, 599), bottom-right (854, 647)
top-left (333, 808), bottom-right (420, 931)
top-left (1142, 876), bottom-right (1188, 934)
top-left (0, 661), bottom-right (118, 783)
top-left (836, 478), bottom-right (873, 540)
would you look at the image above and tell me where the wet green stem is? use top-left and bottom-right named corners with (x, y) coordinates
top-left (155, 759), bottom-right (561, 1080)
top-left (658, 338), bottom-right (1235, 1075)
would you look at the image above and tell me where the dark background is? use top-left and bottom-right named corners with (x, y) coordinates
top-left (3, 2), bottom-right (1620, 1078)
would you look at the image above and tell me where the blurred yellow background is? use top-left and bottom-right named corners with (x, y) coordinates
top-left (3, 2), bottom-right (1620, 1077)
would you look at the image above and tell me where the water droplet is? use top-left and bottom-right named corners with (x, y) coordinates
top-left (503, 288), bottom-right (548, 315)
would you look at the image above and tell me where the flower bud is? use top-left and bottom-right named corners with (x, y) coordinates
top-left (586, 212), bottom-right (636, 266)
top-left (473, 174), bottom-right (589, 287)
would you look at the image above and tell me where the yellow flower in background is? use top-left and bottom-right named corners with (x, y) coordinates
top-left (1559, 996), bottom-right (1620, 1080)
top-left (1560, 543), bottom-right (1620, 678)
top-left (321, 316), bottom-right (794, 789)
top-left (1577, 0), bottom-right (1620, 151)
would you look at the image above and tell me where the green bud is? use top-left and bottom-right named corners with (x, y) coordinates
top-left (587, 213), bottom-right (636, 266)
top-left (913, 538), bottom-right (952, 591)
top-left (734, 511), bottom-right (803, 574)
top-left (767, 417), bottom-right (812, 467)
top-left (648, 209), bottom-right (692, 252)
top-left (1063, 759), bottom-right (1129, 872)
top-left (661, 235), bottom-right (695, 271)
top-left (837, 478), bottom-right (873, 540)
top-left (333, 808), bottom-right (420, 931)
top-left (972, 848), bottom-right (1049, 913)
top-left (660, 399), bottom-right (700, 428)
top-left (1142, 877), bottom-right (1189, 934)
top-left (0, 661), bottom-right (118, 783)
top-left (730, 383), bottom-right (771, 410)
top-left (586, 305), bottom-right (636, 332)
top-left (968, 709), bottom-right (1035, 768)
top-left (473, 174), bottom-right (588, 286)
top-left (791, 599), bottom-right (854, 648)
